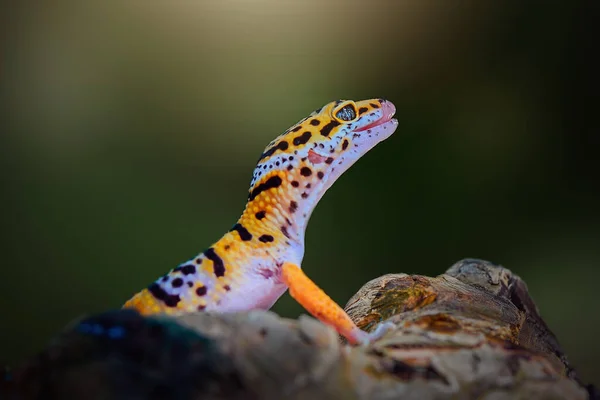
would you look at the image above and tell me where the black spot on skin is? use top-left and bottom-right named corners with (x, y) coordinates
top-left (259, 141), bottom-right (289, 160)
top-left (289, 201), bottom-right (298, 213)
top-left (204, 248), bottom-right (225, 277)
top-left (196, 286), bottom-right (207, 296)
top-left (197, 305), bottom-right (206, 311)
top-left (281, 226), bottom-right (291, 238)
top-left (306, 183), bottom-right (311, 188)
top-left (310, 119), bottom-right (320, 126)
top-left (370, 103), bottom-right (380, 108)
top-left (149, 283), bottom-right (180, 307)
top-left (287, 165), bottom-right (293, 171)
top-left (195, 258), bottom-right (202, 264)
top-left (161, 276), bottom-right (168, 282)
top-left (172, 278), bottom-right (183, 288)
top-left (230, 223), bottom-right (252, 241)
top-left (291, 125), bottom-right (302, 132)
top-left (300, 167), bottom-right (312, 176)
top-left (291, 181), bottom-right (299, 187)
top-left (317, 171), bottom-right (324, 179)
top-left (176, 264), bottom-right (195, 275)
top-left (320, 120), bottom-right (341, 136)
top-left (224, 285), bottom-right (231, 291)
top-left (289, 156), bottom-right (294, 160)
top-left (187, 282), bottom-right (193, 287)
top-left (358, 107), bottom-right (368, 115)
top-left (325, 157), bottom-right (334, 164)
top-left (301, 157), bottom-right (307, 161)
top-left (224, 245), bottom-right (231, 250)
top-left (181, 265), bottom-right (196, 275)
top-left (285, 217), bottom-right (292, 225)
top-left (249, 175), bottom-right (282, 201)
top-left (321, 120), bottom-right (340, 136)
top-left (255, 210), bottom-right (266, 220)
top-left (301, 192), bottom-right (308, 199)
top-left (259, 234), bottom-right (274, 243)
top-left (293, 131), bottom-right (312, 146)
top-left (342, 139), bottom-right (349, 150)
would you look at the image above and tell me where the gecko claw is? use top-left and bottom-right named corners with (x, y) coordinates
top-left (353, 321), bottom-right (396, 345)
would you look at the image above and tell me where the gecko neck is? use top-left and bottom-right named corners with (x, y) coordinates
top-left (236, 184), bottom-right (325, 268)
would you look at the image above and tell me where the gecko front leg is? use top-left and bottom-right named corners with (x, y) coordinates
top-left (281, 262), bottom-right (393, 345)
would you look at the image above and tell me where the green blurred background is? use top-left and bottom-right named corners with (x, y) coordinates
top-left (1, 1), bottom-right (597, 385)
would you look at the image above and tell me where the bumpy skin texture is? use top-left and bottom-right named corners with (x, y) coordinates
top-left (124, 98), bottom-right (398, 343)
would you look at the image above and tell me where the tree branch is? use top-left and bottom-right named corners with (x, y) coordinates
top-left (4, 259), bottom-right (595, 399)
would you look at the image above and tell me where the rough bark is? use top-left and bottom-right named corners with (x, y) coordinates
top-left (3, 259), bottom-right (596, 399)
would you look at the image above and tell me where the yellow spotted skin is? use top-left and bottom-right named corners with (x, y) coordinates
top-left (124, 98), bottom-right (398, 344)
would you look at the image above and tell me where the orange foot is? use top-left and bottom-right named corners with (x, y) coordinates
top-left (281, 262), bottom-right (393, 344)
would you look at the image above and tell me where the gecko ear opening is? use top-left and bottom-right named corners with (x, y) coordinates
top-left (308, 149), bottom-right (328, 164)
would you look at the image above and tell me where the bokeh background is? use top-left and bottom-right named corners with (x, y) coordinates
top-left (1, 1), bottom-right (597, 385)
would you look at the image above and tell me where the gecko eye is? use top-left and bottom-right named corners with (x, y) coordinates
top-left (333, 102), bottom-right (358, 123)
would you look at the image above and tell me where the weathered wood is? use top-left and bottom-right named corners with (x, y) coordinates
top-left (3, 259), bottom-right (595, 399)
top-left (344, 259), bottom-right (592, 399)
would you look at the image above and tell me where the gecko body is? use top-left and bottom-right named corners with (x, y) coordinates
top-left (124, 98), bottom-right (398, 343)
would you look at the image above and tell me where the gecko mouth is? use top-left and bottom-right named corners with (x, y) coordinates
top-left (354, 100), bottom-right (397, 132)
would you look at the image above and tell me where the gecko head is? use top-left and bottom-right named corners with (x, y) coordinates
top-left (308, 98), bottom-right (398, 171)
top-left (251, 98), bottom-right (397, 188)
top-left (248, 98), bottom-right (397, 231)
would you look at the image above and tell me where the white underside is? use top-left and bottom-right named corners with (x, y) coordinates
top-left (212, 274), bottom-right (288, 312)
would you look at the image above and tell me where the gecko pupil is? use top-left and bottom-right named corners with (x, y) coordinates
top-left (335, 105), bottom-right (356, 122)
